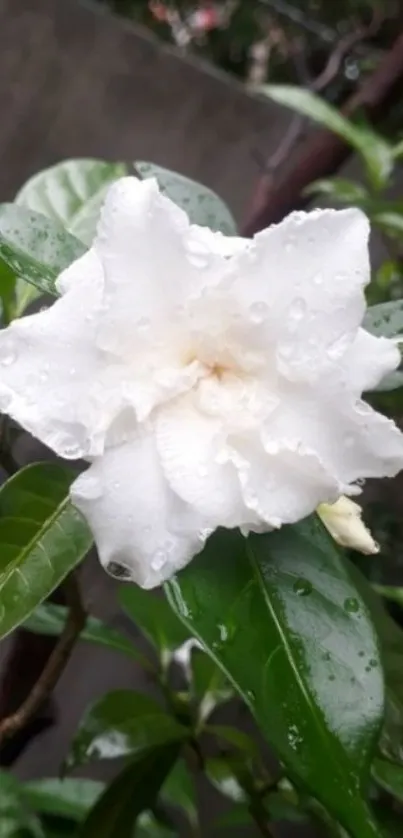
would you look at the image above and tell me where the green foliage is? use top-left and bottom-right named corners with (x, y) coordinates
top-left (16, 159), bottom-right (129, 247)
top-left (0, 463), bottom-right (92, 640)
top-left (136, 161), bottom-right (238, 234)
top-left (119, 585), bottom-right (189, 666)
top-left (166, 523), bottom-right (384, 838)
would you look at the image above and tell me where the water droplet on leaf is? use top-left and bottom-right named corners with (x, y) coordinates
top-left (344, 597), bottom-right (359, 614)
top-left (293, 578), bottom-right (312, 596)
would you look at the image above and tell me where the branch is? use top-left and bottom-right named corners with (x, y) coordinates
top-left (242, 28), bottom-right (403, 236)
top-left (0, 574), bottom-right (86, 744)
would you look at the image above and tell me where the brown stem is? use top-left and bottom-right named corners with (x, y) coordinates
top-left (0, 574), bottom-right (86, 744)
top-left (242, 28), bottom-right (403, 236)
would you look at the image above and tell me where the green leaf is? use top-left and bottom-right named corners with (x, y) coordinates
top-left (136, 162), bottom-right (237, 235)
top-left (206, 724), bottom-right (259, 756)
top-left (16, 159), bottom-right (128, 247)
top-left (205, 757), bottom-right (247, 803)
top-left (68, 689), bottom-right (188, 770)
top-left (392, 139), bottom-right (403, 159)
top-left (161, 759), bottom-right (198, 828)
top-left (79, 744), bottom-right (180, 838)
top-left (24, 779), bottom-right (104, 822)
top-left (372, 758), bottom-right (403, 802)
top-left (364, 301), bottom-right (403, 391)
top-left (191, 649), bottom-right (233, 721)
top-left (136, 812), bottom-right (177, 838)
top-left (0, 259), bottom-right (17, 324)
top-left (166, 522), bottom-right (384, 838)
top-left (372, 212), bottom-right (403, 236)
top-left (0, 463), bottom-right (92, 641)
top-left (0, 204), bottom-right (86, 308)
top-left (119, 585), bottom-right (189, 665)
top-left (0, 770), bottom-right (45, 838)
top-left (304, 177), bottom-right (368, 205)
top-left (373, 585), bottom-right (403, 609)
top-left (262, 86), bottom-right (393, 189)
top-left (215, 804), bottom-right (253, 829)
top-left (23, 602), bottom-right (150, 668)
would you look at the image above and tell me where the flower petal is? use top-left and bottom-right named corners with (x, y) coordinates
top-left (70, 430), bottom-right (209, 589)
top-left (155, 395), bottom-right (251, 527)
top-left (226, 208), bottom-right (370, 382)
top-left (0, 250), bottom-right (104, 458)
top-left (342, 328), bottom-right (400, 393)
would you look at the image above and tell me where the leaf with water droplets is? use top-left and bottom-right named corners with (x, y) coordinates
top-left (0, 462), bottom-right (92, 640)
top-left (136, 162), bottom-right (237, 235)
top-left (0, 204), bottom-right (86, 314)
top-left (16, 159), bottom-right (128, 247)
top-left (166, 520), bottom-right (384, 838)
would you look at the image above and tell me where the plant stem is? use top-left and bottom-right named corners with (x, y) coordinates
top-left (0, 573), bottom-right (86, 743)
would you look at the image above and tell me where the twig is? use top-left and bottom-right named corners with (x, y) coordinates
top-left (0, 573), bottom-right (86, 743)
top-left (311, 7), bottom-right (385, 93)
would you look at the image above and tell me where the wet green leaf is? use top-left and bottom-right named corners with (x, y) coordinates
top-left (0, 771), bottom-right (44, 838)
top-left (68, 689), bottom-right (188, 769)
top-left (16, 159), bottom-right (128, 247)
top-left (166, 522), bottom-right (384, 838)
top-left (161, 759), bottom-right (197, 827)
top-left (24, 779), bottom-right (104, 822)
top-left (79, 744), bottom-right (180, 838)
top-left (364, 300), bottom-right (403, 391)
top-left (0, 463), bottom-right (92, 640)
top-left (23, 602), bottom-right (150, 668)
top-left (304, 178), bottom-right (368, 205)
top-left (136, 162), bottom-right (237, 234)
top-left (119, 585), bottom-right (189, 665)
top-left (0, 204), bottom-right (85, 307)
top-left (191, 648), bottom-right (233, 721)
top-left (372, 758), bottom-right (403, 802)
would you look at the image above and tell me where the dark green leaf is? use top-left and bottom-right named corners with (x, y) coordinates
top-left (364, 301), bottom-right (403, 391)
top-left (372, 758), bottom-right (403, 802)
top-left (161, 759), bottom-right (197, 827)
top-left (119, 586), bottom-right (189, 664)
top-left (79, 744), bottom-right (180, 838)
top-left (262, 86), bottom-right (393, 189)
top-left (373, 585), bottom-right (403, 609)
top-left (136, 162), bottom-right (237, 235)
top-left (24, 602), bottom-right (150, 668)
top-left (0, 770), bottom-right (45, 838)
top-left (304, 178), bottom-right (368, 205)
top-left (24, 779), bottom-right (104, 822)
top-left (0, 259), bottom-right (17, 323)
top-left (215, 804), bottom-right (253, 829)
top-left (16, 159), bottom-right (128, 247)
top-left (206, 725), bottom-right (259, 756)
top-left (136, 812), bottom-right (177, 838)
top-left (0, 463), bottom-right (92, 640)
top-left (372, 212), bottom-right (403, 236)
top-left (205, 757), bottom-right (247, 803)
top-left (68, 689), bottom-right (188, 769)
top-left (0, 205), bottom-right (86, 305)
top-left (191, 649), bottom-right (233, 721)
top-left (166, 523), bottom-right (384, 838)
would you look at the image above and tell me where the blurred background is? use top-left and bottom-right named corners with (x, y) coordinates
top-left (1, 1), bottom-right (403, 837)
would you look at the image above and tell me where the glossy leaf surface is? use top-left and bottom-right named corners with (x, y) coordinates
top-left (0, 463), bottom-right (92, 640)
top-left (166, 522), bottom-right (384, 838)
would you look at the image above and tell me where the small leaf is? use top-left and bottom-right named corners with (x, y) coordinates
top-left (372, 212), bottom-right (403, 236)
top-left (0, 770), bottom-right (45, 838)
top-left (191, 649), bottom-right (233, 721)
top-left (262, 86), bottom-right (393, 189)
top-left (364, 300), bottom-right (403, 391)
top-left (0, 204), bottom-right (86, 305)
top-left (119, 585), bottom-right (189, 664)
top-left (24, 779), bottom-right (104, 821)
top-left (79, 744), bottom-right (180, 838)
top-left (136, 162), bottom-right (237, 234)
top-left (205, 724), bottom-right (259, 756)
top-left (161, 759), bottom-right (198, 827)
top-left (205, 757), bottom-right (247, 803)
top-left (166, 523), bottom-right (384, 838)
top-left (16, 159), bottom-right (128, 247)
top-left (304, 178), bottom-right (368, 205)
top-left (0, 463), bottom-right (92, 641)
top-left (23, 602), bottom-right (151, 669)
top-left (373, 757), bottom-right (403, 802)
top-left (68, 689), bottom-right (188, 769)
top-left (215, 804), bottom-right (253, 829)
top-left (0, 259), bottom-right (17, 323)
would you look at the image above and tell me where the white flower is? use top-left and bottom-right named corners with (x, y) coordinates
top-left (318, 496), bottom-right (379, 555)
top-left (0, 176), bottom-right (402, 587)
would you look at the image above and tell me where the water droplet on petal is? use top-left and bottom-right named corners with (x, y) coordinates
top-left (1, 346), bottom-right (17, 367)
top-left (288, 297), bottom-right (306, 322)
top-left (63, 441), bottom-right (83, 459)
top-left (151, 549), bottom-right (167, 572)
top-left (344, 597), bottom-right (359, 614)
top-left (293, 578), bottom-right (313, 597)
top-left (250, 301), bottom-right (268, 324)
top-left (187, 239), bottom-right (210, 270)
